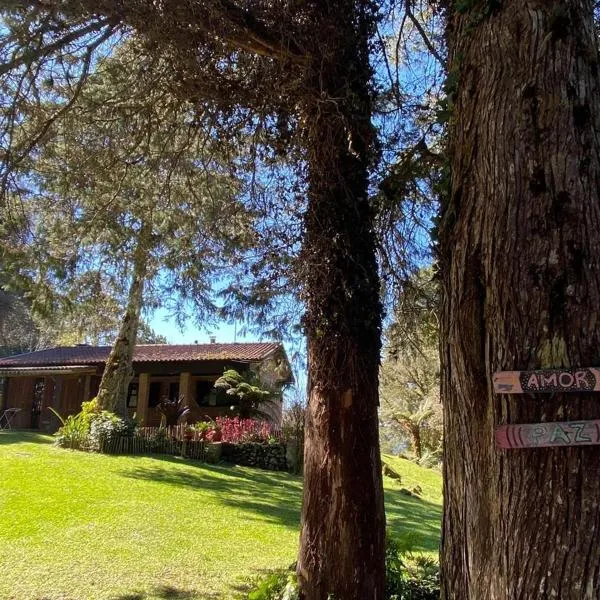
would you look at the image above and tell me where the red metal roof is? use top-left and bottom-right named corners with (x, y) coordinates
top-left (0, 343), bottom-right (282, 367)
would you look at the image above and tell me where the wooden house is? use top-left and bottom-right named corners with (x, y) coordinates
top-left (0, 342), bottom-right (292, 432)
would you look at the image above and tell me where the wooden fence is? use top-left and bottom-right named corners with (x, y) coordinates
top-left (100, 424), bottom-right (206, 460)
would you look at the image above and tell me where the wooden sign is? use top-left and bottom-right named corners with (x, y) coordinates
top-left (496, 420), bottom-right (600, 449)
top-left (493, 367), bottom-right (600, 394)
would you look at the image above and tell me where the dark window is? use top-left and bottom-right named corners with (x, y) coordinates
top-left (195, 379), bottom-right (236, 407)
top-left (195, 380), bottom-right (214, 407)
top-left (127, 383), bottom-right (138, 408)
top-left (149, 382), bottom-right (162, 408)
top-left (168, 382), bottom-right (180, 402)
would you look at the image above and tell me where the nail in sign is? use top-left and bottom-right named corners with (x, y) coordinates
top-left (493, 368), bottom-right (600, 394)
top-left (496, 420), bottom-right (600, 449)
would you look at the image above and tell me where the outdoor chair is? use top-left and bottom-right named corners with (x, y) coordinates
top-left (0, 408), bottom-right (21, 430)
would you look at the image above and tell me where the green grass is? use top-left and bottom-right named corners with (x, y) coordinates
top-left (382, 454), bottom-right (442, 555)
top-left (0, 432), bottom-right (441, 599)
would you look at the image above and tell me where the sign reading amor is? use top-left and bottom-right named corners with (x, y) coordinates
top-left (496, 420), bottom-right (600, 449)
top-left (493, 368), bottom-right (600, 394)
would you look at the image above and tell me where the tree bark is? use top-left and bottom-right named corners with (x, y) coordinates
top-left (296, 2), bottom-right (386, 598)
top-left (96, 220), bottom-right (151, 415)
top-left (440, 2), bottom-right (600, 598)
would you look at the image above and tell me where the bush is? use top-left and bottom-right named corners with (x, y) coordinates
top-left (244, 537), bottom-right (440, 600)
top-left (216, 416), bottom-right (277, 443)
top-left (156, 395), bottom-right (190, 426)
top-left (53, 411), bottom-right (92, 450)
top-left (88, 411), bottom-right (135, 452)
top-left (245, 569), bottom-right (299, 600)
top-left (386, 535), bottom-right (440, 600)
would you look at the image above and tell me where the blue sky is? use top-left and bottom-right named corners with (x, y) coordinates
top-left (150, 309), bottom-right (257, 344)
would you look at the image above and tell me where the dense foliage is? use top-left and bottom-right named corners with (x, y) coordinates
top-left (380, 267), bottom-right (442, 463)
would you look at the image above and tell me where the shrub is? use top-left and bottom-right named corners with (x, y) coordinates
top-left (245, 569), bottom-right (299, 600)
top-left (156, 395), bottom-right (190, 426)
top-left (400, 555), bottom-right (440, 600)
top-left (88, 411), bottom-right (135, 452)
top-left (53, 411), bottom-right (91, 450)
top-left (386, 534), bottom-right (440, 600)
top-left (214, 368), bottom-right (273, 419)
top-left (191, 419), bottom-right (222, 441)
top-left (216, 416), bottom-right (276, 443)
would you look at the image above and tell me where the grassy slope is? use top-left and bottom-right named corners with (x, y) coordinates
top-left (0, 433), bottom-right (441, 600)
top-left (382, 454), bottom-right (442, 555)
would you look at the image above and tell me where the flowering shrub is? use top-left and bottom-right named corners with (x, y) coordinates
top-left (215, 416), bottom-right (279, 443)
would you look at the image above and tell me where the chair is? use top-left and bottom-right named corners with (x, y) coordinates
top-left (0, 408), bottom-right (21, 430)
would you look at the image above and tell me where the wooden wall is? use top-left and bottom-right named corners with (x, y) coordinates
top-left (5, 377), bottom-right (35, 429)
top-left (5, 374), bottom-right (92, 432)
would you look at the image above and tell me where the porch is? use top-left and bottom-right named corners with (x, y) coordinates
top-left (0, 370), bottom-right (237, 432)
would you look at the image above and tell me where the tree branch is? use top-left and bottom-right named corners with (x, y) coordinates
top-left (405, 1), bottom-right (445, 69)
top-left (0, 18), bottom-right (113, 76)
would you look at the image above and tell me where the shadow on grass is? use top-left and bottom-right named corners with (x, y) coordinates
top-left (120, 454), bottom-right (440, 553)
top-left (5, 430), bottom-right (439, 556)
top-left (119, 454), bottom-right (303, 530)
top-left (0, 430), bottom-right (53, 445)
top-left (111, 585), bottom-right (220, 599)
top-left (384, 486), bottom-right (442, 553)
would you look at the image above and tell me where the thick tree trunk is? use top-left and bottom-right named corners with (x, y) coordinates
top-left (296, 2), bottom-right (386, 598)
top-left (96, 220), bottom-right (151, 415)
top-left (440, 2), bottom-right (600, 598)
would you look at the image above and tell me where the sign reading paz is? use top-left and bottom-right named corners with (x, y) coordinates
top-left (493, 367), bottom-right (600, 394)
top-left (496, 420), bottom-right (600, 449)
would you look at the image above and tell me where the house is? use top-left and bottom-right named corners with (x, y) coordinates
top-left (0, 342), bottom-right (292, 432)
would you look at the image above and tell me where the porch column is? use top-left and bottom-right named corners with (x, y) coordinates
top-left (179, 372), bottom-right (192, 422)
top-left (137, 373), bottom-right (150, 426)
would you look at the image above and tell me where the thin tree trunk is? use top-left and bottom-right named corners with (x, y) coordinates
top-left (296, 2), bottom-right (386, 598)
top-left (440, 2), bottom-right (600, 598)
top-left (412, 425), bottom-right (422, 460)
top-left (96, 220), bottom-right (152, 415)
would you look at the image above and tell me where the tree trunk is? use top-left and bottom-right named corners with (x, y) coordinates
top-left (411, 424), bottom-right (423, 460)
top-left (296, 2), bottom-right (386, 598)
top-left (96, 220), bottom-right (151, 415)
top-left (440, 2), bottom-right (600, 598)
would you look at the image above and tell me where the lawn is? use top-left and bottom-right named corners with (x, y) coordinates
top-left (0, 432), bottom-right (441, 600)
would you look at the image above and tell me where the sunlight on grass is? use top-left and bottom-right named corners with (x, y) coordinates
top-left (0, 432), bottom-right (441, 599)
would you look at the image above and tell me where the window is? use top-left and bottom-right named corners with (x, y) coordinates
top-left (195, 379), bottom-right (235, 407)
top-left (127, 383), bottom-right (138, 408)
top-left (195, 380), bottom-right (215, 406)
top-left (149, 382), bottom-right (162, 408)
top-left (168, 382), bottom-right (180, 402)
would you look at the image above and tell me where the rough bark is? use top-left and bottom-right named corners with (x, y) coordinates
top-left (296, 2), bottom-right (386, 598)
top-left (96, 220), bottom-right (151, 415)
top-left (440, 2), bottom-right (600, 598)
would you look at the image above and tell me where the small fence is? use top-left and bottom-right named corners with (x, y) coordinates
top-left (99, 424), bottom-right (206, 460)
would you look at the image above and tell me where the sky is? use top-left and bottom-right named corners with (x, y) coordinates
top-left (150, 308), bottom-right (257, 345)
